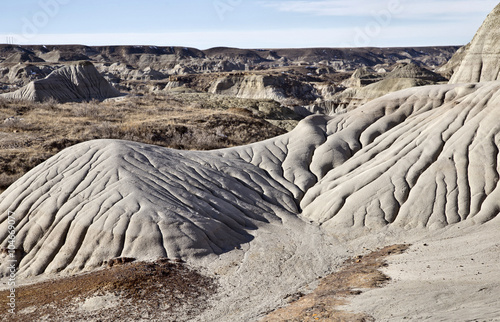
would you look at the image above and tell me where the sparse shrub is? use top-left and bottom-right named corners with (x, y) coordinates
top-left (0, 138), bottom-right (26, 149)
top-left (0, 116), bottom-right (32, 131)
top-left (42, 138), bottom-right (81, 152)
top-left (0, 91), bottom-right (290, 192)
top-left (227, 107), bottom-right (254, 117)
top-left (0, 97), bottom-right (7, 109)
top-left (189, 101), bottom-right (204, 109)
top-left (72, 100), bottom-right (102, 119)
top-left (87, 122), bottom-right (116, 138)
top-left (280, 97), bottom-right (303, 107)
top-left (179, 129), bottom-right (227, 150)
top-left (7, 99), bottom-right (38, 114)
top-left (40, 97), bottom-right (60, 111)
top-left (107, 257), bottom-right (136, 268)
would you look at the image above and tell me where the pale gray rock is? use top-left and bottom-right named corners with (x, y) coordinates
top-left (437, 43), bottom-right (470, 79)
top-left (333, 77), bottom-right (433, 111)
top-left (1, 64), bottom-right (51, 84)
top-left (301, 82), bottom-right (500, 231)
top-left (450, 3), bottom-right (500, 83)
top-left (98, 63), bottom-right (165, 82)
top-left (386, 62), bottom-right (445, 81)
top-left (1, 81), bottom-right (500, 279)
top-left (208, 74), bottom-right (316, 103)
top-left (0, 61), bottom-right (121, 102)
top-left (0, 139), bottom-right (297, 276)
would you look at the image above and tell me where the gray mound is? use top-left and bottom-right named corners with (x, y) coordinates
top-left (341, 67), bottom-right (380, 87)
top-left (335, 77), bottom-right (432, 109)
top-left (301, 81), bottom-right (500, 230)
top-left (387, 62), bottom-right (445, 81)
top-left (1, 80), bottom-right (500, 277)
top-left (0, 61), bottom-right (121, 102)
top-left (437, 44), bottom-right (470, 79)
top-left (2, 52), bottom-right (45, 64)
top-left (0, 140), bottom-right (297, 276)
top-left (38, 50), bottom-right (90, 63)
top-left (450, 3), bottom-right (500, 83)
top-left (208, 74), bottom-right (316, 103)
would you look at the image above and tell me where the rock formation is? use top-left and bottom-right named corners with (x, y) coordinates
top-left (2, 52), bottom-right (45, 64)
top-left (386, 62), bottom-right (445, 81)
top-left (450, 3), bottom-right (500, 83)
top-left (2, 3), bottom-right (500, 321)
top-left (333, 77), bottom-right (433, 111)
top-left (0, 61), bottom-right (121, 102)
top-left (208, 74), bottom-right (316, 103)
top-left (1, 79), bottom-right (500, 277)
top-left (318, 62), bottom-right (444, 113)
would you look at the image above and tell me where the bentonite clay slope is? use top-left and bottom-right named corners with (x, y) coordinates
top-left (208, 74), bottom-right (316, 103)
top-left (0, 141), bottom-right (298, 277)
top-left (450, 3), bottom-right (500, 83)
top-left (387, 62), bottom-right (445, 81)
top-left (0, 61), bottom-right (120, 102)
top-left (2, 82), bottom-right (500, 277)
top-left (300, 82), bottom-right (500, 229)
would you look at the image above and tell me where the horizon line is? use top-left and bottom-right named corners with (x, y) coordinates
top-left (0, 43), bottom-right (465, 51)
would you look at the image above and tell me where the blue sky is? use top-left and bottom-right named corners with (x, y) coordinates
top-left (0, 0), bottom-right (498, 49)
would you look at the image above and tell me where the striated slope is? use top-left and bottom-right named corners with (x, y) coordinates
top-left (2, 52), bottom-right (45, 64)
top-left (450, 3), bottom-right (500, 83)
top-left (1, 81), bottom-right (500, 279)
top-left (301, 82), bottom-right (500, 230)
top-left (0, 140), bottom-right (298, 276)
top-left (208, 74), bottom-right (316, 103)
top-left (387, 62), bottom-right (445, 81)
top-left (333, 77), bottom-right (433, 110)
top-left (0, 61), bottom-right (120, 102)
top-left (437, 43), bottom-right (470, 79)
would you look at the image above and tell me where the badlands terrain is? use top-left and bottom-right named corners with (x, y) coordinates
top-left (0, 45), bottom-right (456, 193)
top-left (1, 3), bottom-right (500, 322)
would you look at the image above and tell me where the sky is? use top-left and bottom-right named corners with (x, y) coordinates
top-left (0, 0), bottom-right (498, 49)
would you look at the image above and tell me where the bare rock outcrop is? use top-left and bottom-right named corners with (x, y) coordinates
top-left (2, 80), bottom-right (500, 277)
top-left (0, 64), bottom-right (51, 85)
top-left (3, 52), bottom-right (45, 64)
top-left (208, 74), bottom-right (316, 103)
top-left (0, 61), bottom-right (121, 102)
top-left (450, 3), bottom-right (500, 83)
top-left (386, 62), bottom-right (445, 81)
top-left (0, 139), bottom-right (297, 276)
top-left (334, 77), bottom-right (433, 110)
top-left (437, 44), bottom-right (470, 79)
top-left (322, 62), bottom-right (446, 112)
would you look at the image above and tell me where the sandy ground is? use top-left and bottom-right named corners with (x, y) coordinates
top-left (1, 216), bottom-right (499, 321)
top-left (193, 216), bottom-right (500, 321)
top-left (344, 220), bottom-right (500, 321)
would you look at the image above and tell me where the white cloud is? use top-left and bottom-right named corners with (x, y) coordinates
top-left (4, 0), bottom-right (492, 49)
top-left (260, 0), bottom-right (388, 17)
top-left (260, 0), bottom-right (498, 19)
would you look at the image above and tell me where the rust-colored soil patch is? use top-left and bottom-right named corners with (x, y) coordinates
top-left (262, 244), bottom-right (411, 322)
top-left (0, 258), bottom-right (217, 321)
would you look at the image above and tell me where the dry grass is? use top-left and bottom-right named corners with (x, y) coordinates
top-left (0, 93), bottom-right (289, 192)
top-left (0, 258), bottom-right (217, 321)
top-left (261, 244), bottom-right (411, 322)
top-left (0, 244), bottom-right (411, 321)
